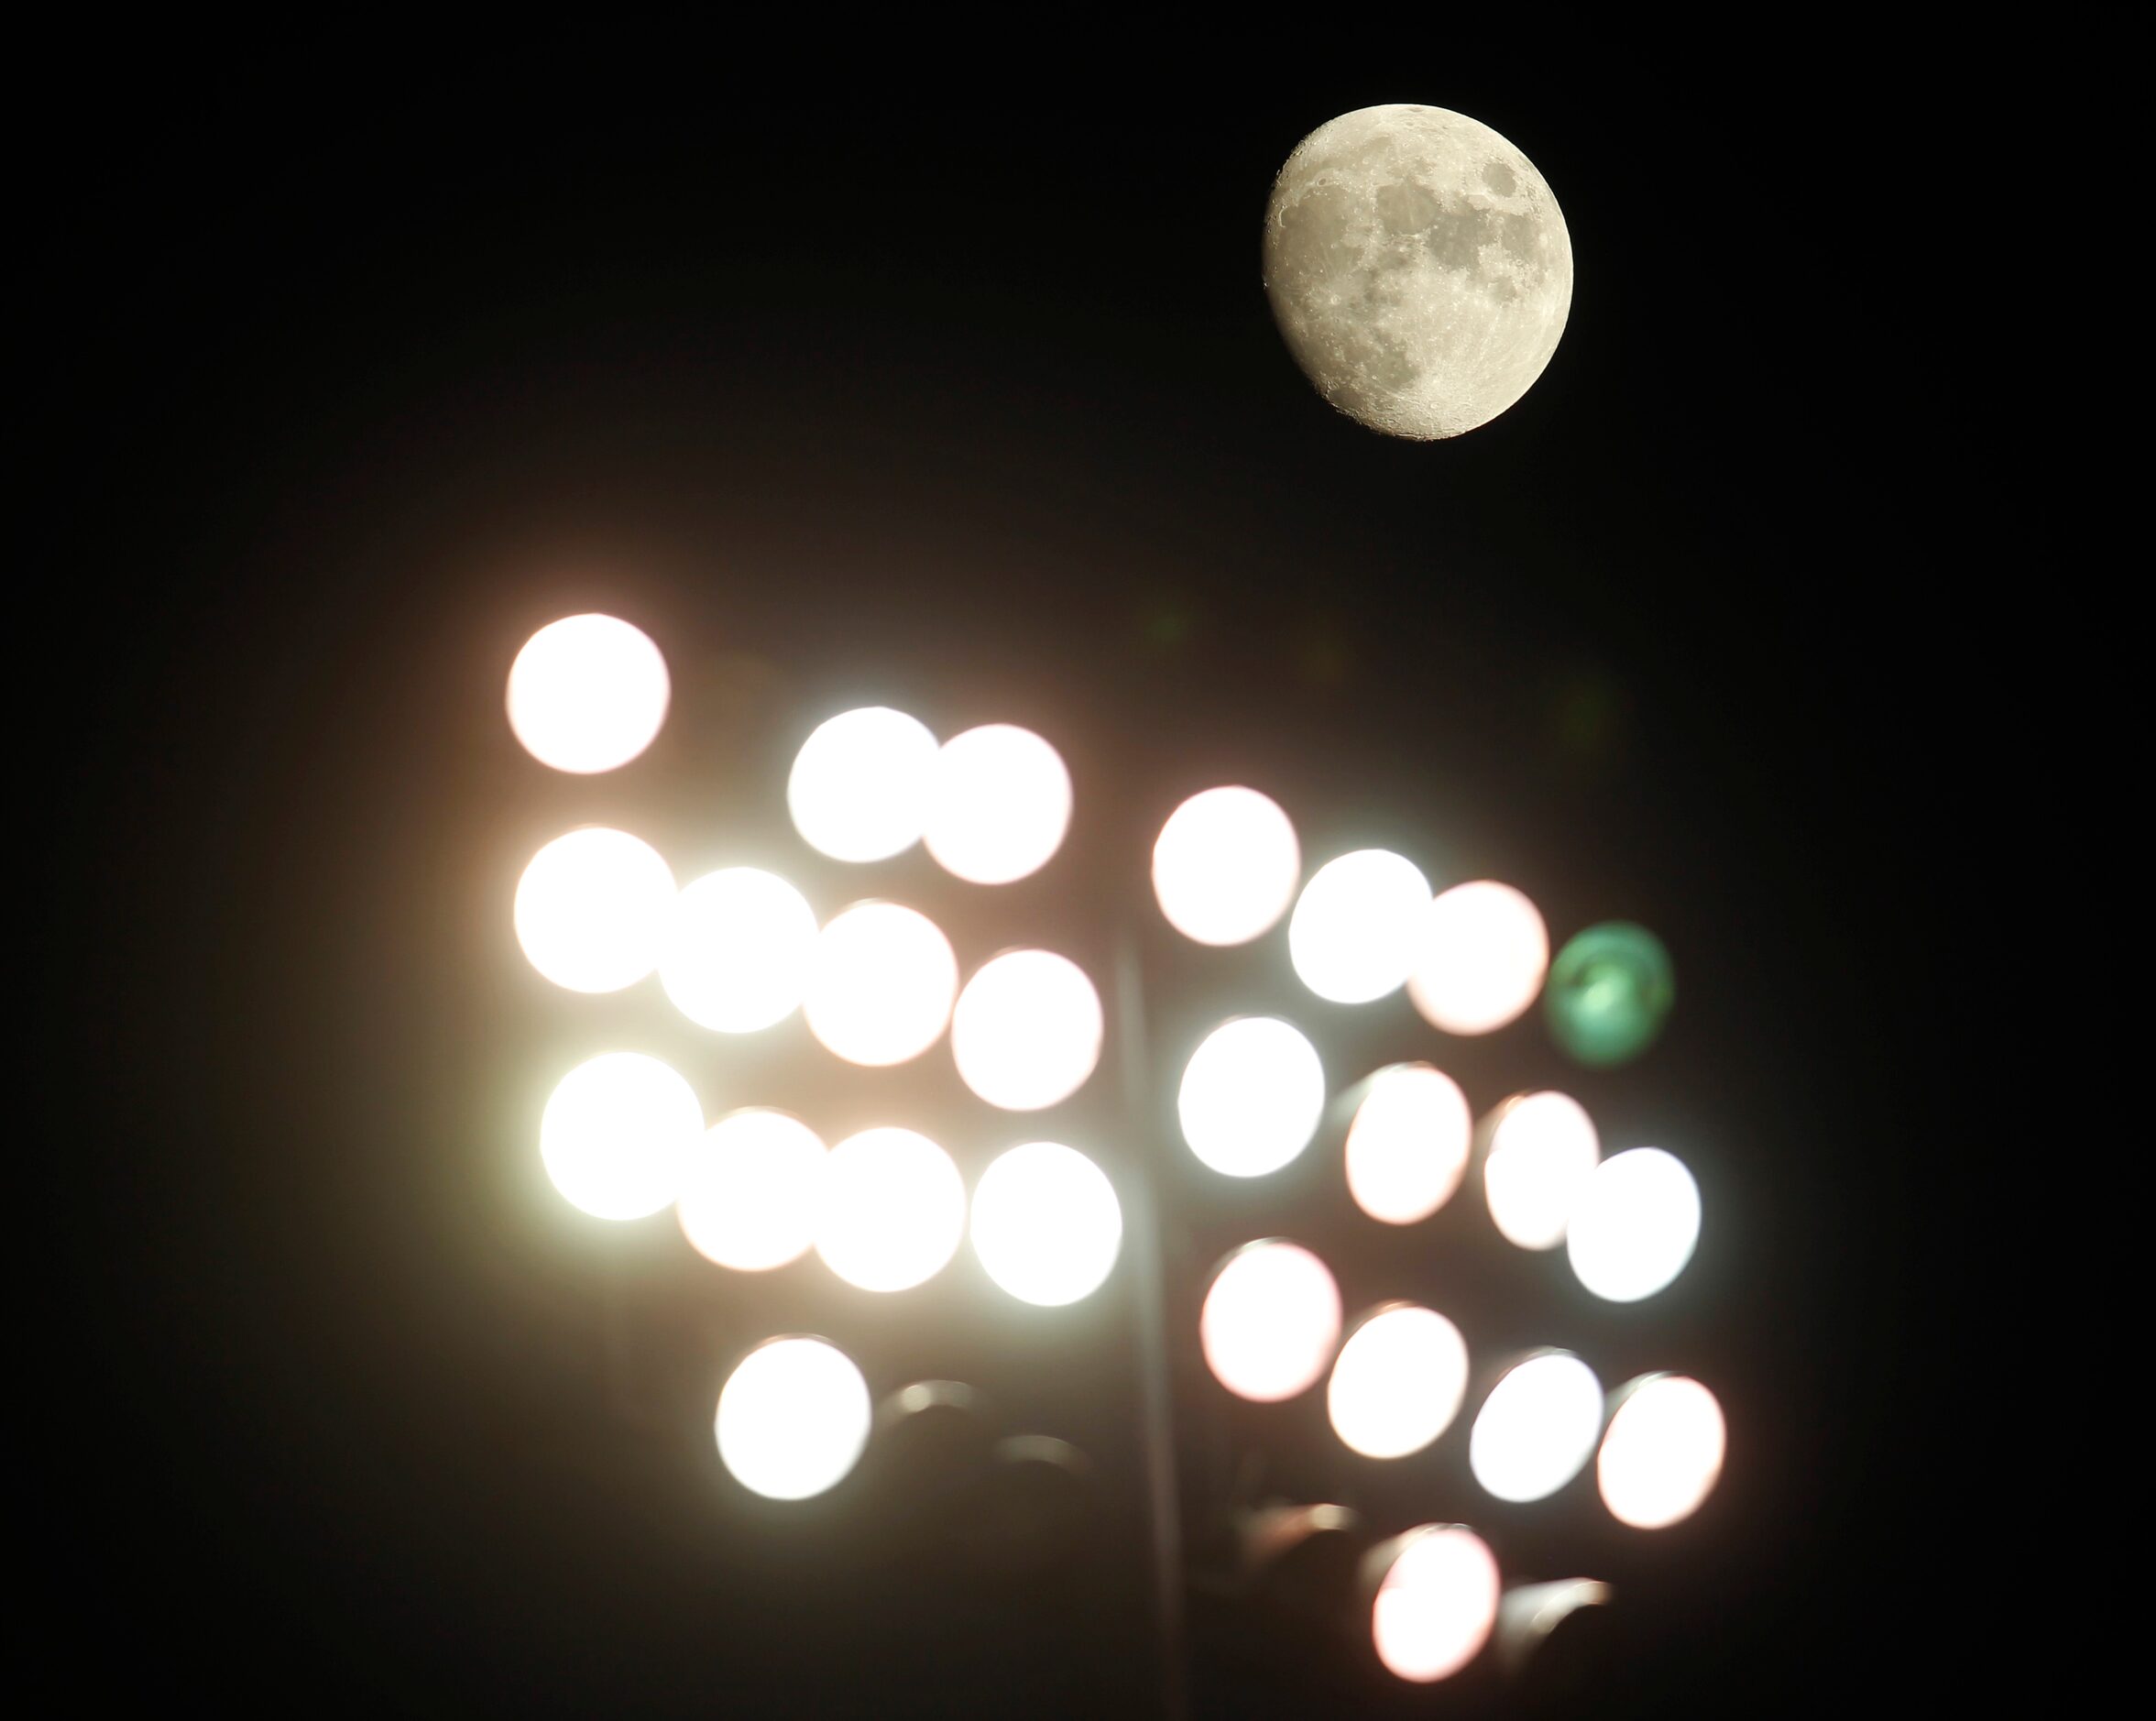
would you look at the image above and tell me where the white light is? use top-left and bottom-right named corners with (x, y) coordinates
top-left (1288, 850), bottom-right (1431, 1004)
top-left (802, 901), bottom-right (959, 1067)
top-left (506, 613), bottom-right (670, 774)
top-left (540, 1052), bottom-right (703, 1221)
top-left (1345, 1064), bottom-right (1472, 1225)
top-left (1599, 1375), bottom-right (1726, 1529)
top-left (1328, 1305), bottom-right (1471, 1459)
top-left (786, 707), bottom-right (939, 863)
top-left (969, 1142), bottom-right (1123, 1307)
top-left (659, 868), bottom-right (818, 1033)
top-left (1199, 1241), bottom-right (1341, 1402)
top-left (924, 724), bottom-right (1072, 885)
top-left (715, 1336), bottom-right (872, 1500)
top-left (1407, 880), bottom-right (1550, 1035)
top-left (1469, 1352), bottom-right (1605, 1503)
top-left (1483, 1091), bottom-right (1601, 1250)
top-left (513, 828), bottom-right (675, 993)
top-left (815, 1127), bottom-right (968, 1293)
top-left (949, 949), bottom-right (1104, 1112)
top-left (676, 1109), bottom-right (826, 1271)
top-left (1371, 1526), bottom-right (1501, 1683)
top-left (1177, 1017), bottom-right (1325, 1178)
top-left (1151, 786), bottom-right (1302, 946)
top-left (1567, 1147), bottom-right (1702, 1302)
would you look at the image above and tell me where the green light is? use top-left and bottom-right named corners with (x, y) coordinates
top-left (1546, 922), bottom-right (1674, 1068)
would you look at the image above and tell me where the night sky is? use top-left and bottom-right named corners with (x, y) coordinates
top-left (29, 44), bottom-right (1962, 1718)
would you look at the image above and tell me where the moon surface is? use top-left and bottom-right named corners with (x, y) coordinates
top-left (1264, 104), bottom-right (1573, 440)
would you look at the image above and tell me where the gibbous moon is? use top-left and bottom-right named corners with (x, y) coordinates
top-left (1264, 104), bottom-right (1573, 439)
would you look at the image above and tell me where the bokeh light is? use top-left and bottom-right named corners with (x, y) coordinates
top-left (949, 949), bottom-right (1103, 1112)
top-left (1370, 1526), bottom-right (1501, 1683)
top-left (1469, 1352), bottom-right (1605, 1503)
top-left (540, 1051), bottom-right (703, 1221)
top-left (1547, 921), bottom-right (1676, 1067)
top-left (1151, 786), bottom-right (1301, 946)
top-left (1177, 1017), bottom-right (1326, 1178)
top-left (716, 1336), bottom-right (872, 1501)
top-left (1598, 1374), bottom-right (1725, 1529)
top-left (659, 867), bottom-right (818, 1033)
top-left (1567, 1147), bottom-right (1702, 1302)
top-left (1407, 880), bottom-right (1550, 1035)
top-left (506, 613), bottom-right (670, 774)
top-left (1199, 1240), bottom-right (1342, 1402)
top-left (513, 827), bottom-right (676, 993)
top-left (969, 1142), bottom-right (1123, 1306)
top-left (1287, 850), bottom-right (1431, 1003)
top-left (676, 1109), bottom-right (826, 1271)
top-left (787, 707), bottom-right (939, 863)
top-left (924, 724), bottom-right (1072, 884)
top-left (1483, 1091), bottom-right (1600, 1251)
top-left (803, 901), bottom-right (959, 1067)
top-left (1327, 1304), bottom-right (1470, 1459)
top-left (1345, 1063), bottom-right (1472, 1225)
top-left (815, 1127), bottom-right (968, 1293)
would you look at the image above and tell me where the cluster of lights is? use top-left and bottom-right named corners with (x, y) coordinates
top-left (505, 608), bottom-right (1722, 1687)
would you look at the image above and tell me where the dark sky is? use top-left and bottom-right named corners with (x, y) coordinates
top-left (28, 44), bottom-right (1965, 1719)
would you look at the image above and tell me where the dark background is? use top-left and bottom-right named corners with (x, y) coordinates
top-left (27, 40), bottom-right (1968, 1718)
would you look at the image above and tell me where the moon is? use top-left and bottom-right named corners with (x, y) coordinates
top-left (1263, 104), bottom-right (1573, 440)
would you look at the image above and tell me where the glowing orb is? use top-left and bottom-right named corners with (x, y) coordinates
top-left (513, 827), bottom-right (675, 993)
top-left (1199, 1240), bottom-right (1341, 1402)
top-left (676, 1109), bottom-right (826, 1271)
top-left (1327, 1304), bottom-right (1471, 1459)
top-left (1288, 849), bottom-right (1431, 1003)
top-left (1598, 1374), bottom-right (1725, 1529)
top-left (1151, 786), bottom-right (1301, 946)
top-left (659, 867), bottom-right (817, 1033)
top-left (787, 707), bottom-right (939, 863)
top-left (924, 724), bottom-right (1072, 884)
top-left (949, 949), bottom-right (1103, 1112)
top-left (1407, 880), bottom-right (1549, 1034)
top-left (802, 901), bottom-right (958, 1067)
top-left (815, 1126), bottom-right (967, 1293)
top-left (1469, 1351), bottom-right (1604, 1503)
top-left (1566, 1147), bottom-right (1701, 1302)
top-left (1344, 1063), bottom-right (1472, 1225)
top-left (540, 1051), bottom-right (702, 1221)
top-left (1370, 1526), bottom-right (1502, 1683)
top-left (1482, 1091), bottom-right (1600, 1250)
top-left (506, 613), bottom-right (669, 773)
top-left (716, 1336), bottom-right (872, 1500)
top-left (1177, 1017), bottom-right (1325, 1178)
top-left (969, 1142), bottom-right (1123, 1307)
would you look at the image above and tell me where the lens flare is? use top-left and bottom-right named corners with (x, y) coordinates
top-left (949, 949), bottom-right (1104, 1112)
top-left (676, 1109), bottom-right (826, 1271)
top-left (1599, 1374), bottom-right (1725, 1529)
top-left (1371, 1526), bottom-right (1501, 1683)
top-left (716, 1336), bottom-right (872, 1501)
top-left (1288, 850), bottom-right (1431, 1004)
top-left (924, 724), bottom-right (1072, 884)
top-left (969, 1142), bottom-right (1123, 1307)
top-left (513, 828), bottom-right (675, 993)
top-left (1407, 880), bottom-right (1549, 1035)
top-left (659, 867), bottom-right (817, 1033)
top-left (787, 707), bottom-right (939, 863)
top-left (1327, 1305), bottom-right (1471, 1459)
top-left (506, 613), bottom-right (670, 774)
top-left (1345, 1064), bottom-right (1472, 1225)
top-left (1469, 1352), bottom-right (1605, 1503)
top-left (1177, 1017), bottom-right (1325, 1178)
top-left (1546, 921), bottom-right (1675, 1068)
top-left (1151, 786), bottom-right (1301, 946)
top-left (803, 901), bottom-right (959, 1067)
top-left (815, 1127), bottom-right (967, 1293)
top-left (1199, 1240), bottom-right (1342, 1402)
top-left (1483, 1091), bottom-right (1600, 1251)
top-left (540, 1052), bottom-right (703, 1221)
top-left (1566, 1147), bottom-right (1702, 1302)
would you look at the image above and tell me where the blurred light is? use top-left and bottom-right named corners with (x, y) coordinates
top-left (1567, 1148), bottom-right (1702, 1302)
top-left (1369, 1526), bottom-right (1502, 1683)
top-left (924, 724), bottom-right (1072, 884)
top-left (803, 901), bottom-right (959, 1067)
top-left (1598, 1375), bottom-right (1725, 1529)
top-left (969, 1142), bottom-right (1123, 1306)
top-left (659, 867), bottom-right (817, 1033)
top-left (513, 827), bottom-right (676, 992)
top-left (949, 949), bottom-right (1103, 1112)
top-left (815, 1127), bottom-right (968, 1292)
top-left (716, 1336), bottom-right (872, 1500)
top-left (676, 1108), bottom-right (826, 1271)
top-left (1483, 1091), bottom-right (1600, 1250)
top-left (1407, 880), bottom-right (1550, 1035)
top-left (540, 1051), bottom-right (703, 1221)
top-left (1547, 921), bottom-right (1675, 1068)
top-left (1177, 1017), bottom-right (1326, 1178)
top-left (1151, 786), bottom-right (1301, 946)
top-left (506, 613), bottom-right (669, 774)
top-left (787, 707), bottom-right (939, 862)
top-left (1345, 1064), bottom-right (1472, 1225)
top-left (1288, 850), bottom-right (1431, 1003)
top-left (1470, 1352), bottom-right (1605, 1503)
top-left (1199, 1240), bottom-right (1342, 1402)
top-left (1327, 1304), bottom-right (1470, 1459)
